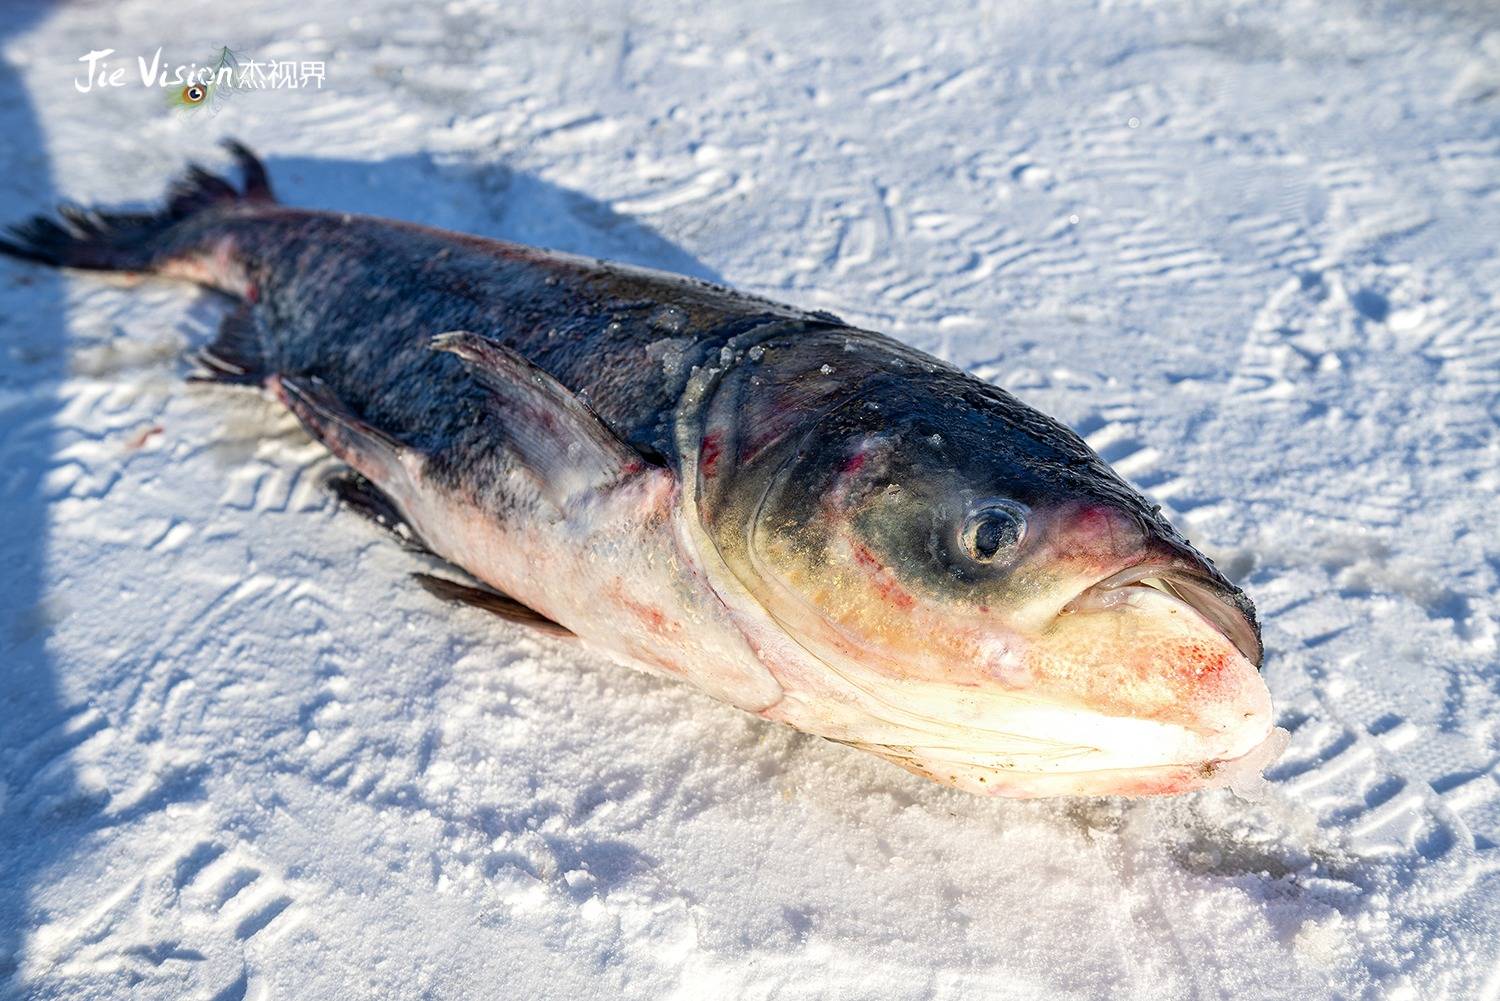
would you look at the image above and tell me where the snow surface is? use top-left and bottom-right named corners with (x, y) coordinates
top-left (2, 0), bottom-right (1500, 997)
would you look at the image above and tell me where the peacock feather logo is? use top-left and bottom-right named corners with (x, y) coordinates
top-left (167, 46), bottom-right (238, 114)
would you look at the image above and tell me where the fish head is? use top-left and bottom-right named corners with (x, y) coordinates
top-left (693, 331), bottom-right (1280, 797)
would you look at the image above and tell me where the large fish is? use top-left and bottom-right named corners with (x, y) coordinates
top-left (1, 143), bottom-right (1284, 797)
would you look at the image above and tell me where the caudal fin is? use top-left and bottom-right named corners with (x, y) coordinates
top-left (0, 139), bottom-right (274, 272)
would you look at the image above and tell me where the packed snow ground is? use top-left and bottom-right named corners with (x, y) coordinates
top-left (2, 0), bottom-right (1499, 998)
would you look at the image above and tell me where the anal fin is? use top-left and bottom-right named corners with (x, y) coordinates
top-left (327, 469), bottom-right (430, 553)
top-left (327, 471), bottom-right (569, 638)
top-left (265, 373), bottom-right (569, 641)
top-left (274, 374), bottom-right (406, 485)
top-left (412, 572), bottom-right (573, 637)
top-left (192, 301), bottom-right (267, 385)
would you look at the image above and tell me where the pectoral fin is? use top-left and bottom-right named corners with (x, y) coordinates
top-left (430, 331), bottom-right (660, 508)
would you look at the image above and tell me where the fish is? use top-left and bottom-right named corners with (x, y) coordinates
top-left (0, 142), bottom-right (1286, 798)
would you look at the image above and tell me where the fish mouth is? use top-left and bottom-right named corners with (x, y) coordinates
top-left (854, 708), bottom-right (1290, 797)
top-left (930, 723), bottom-right (1291, 798)
top-left (1061, 563), bottom-right (1263, 667)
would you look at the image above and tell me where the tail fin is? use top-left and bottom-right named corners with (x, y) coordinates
top-left (0, 140), bottom-right (274, 272)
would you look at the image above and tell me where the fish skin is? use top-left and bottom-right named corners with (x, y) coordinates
top-left (177, 207), bottom-right (818, 469)
top-left (0, 144), bottom-right (1278, 797)
top-left (220, 205), bottom-right (1243, 607)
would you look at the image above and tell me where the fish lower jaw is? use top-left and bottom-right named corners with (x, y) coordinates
top-left (860, 703), bottom-right (1284, 799)
top-left (1004, 723), bottom-right (1289, 798)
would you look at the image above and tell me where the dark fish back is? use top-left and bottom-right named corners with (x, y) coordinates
top-left (221, 208), bottom-right (826, 481)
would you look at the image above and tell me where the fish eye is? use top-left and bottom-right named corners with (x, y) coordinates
top-left (960, 500), bottom-right (1028, 563)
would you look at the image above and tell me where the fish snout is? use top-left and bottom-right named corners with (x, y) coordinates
top-left (1062, 560), bottom-right (1263, 668)
top-left (1018, 500), bottom-right (1277, 782)
top-left (1040, 501), bottom-right (1155, 571)
top-left (1044, 499), bottom-right (1263, 668)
